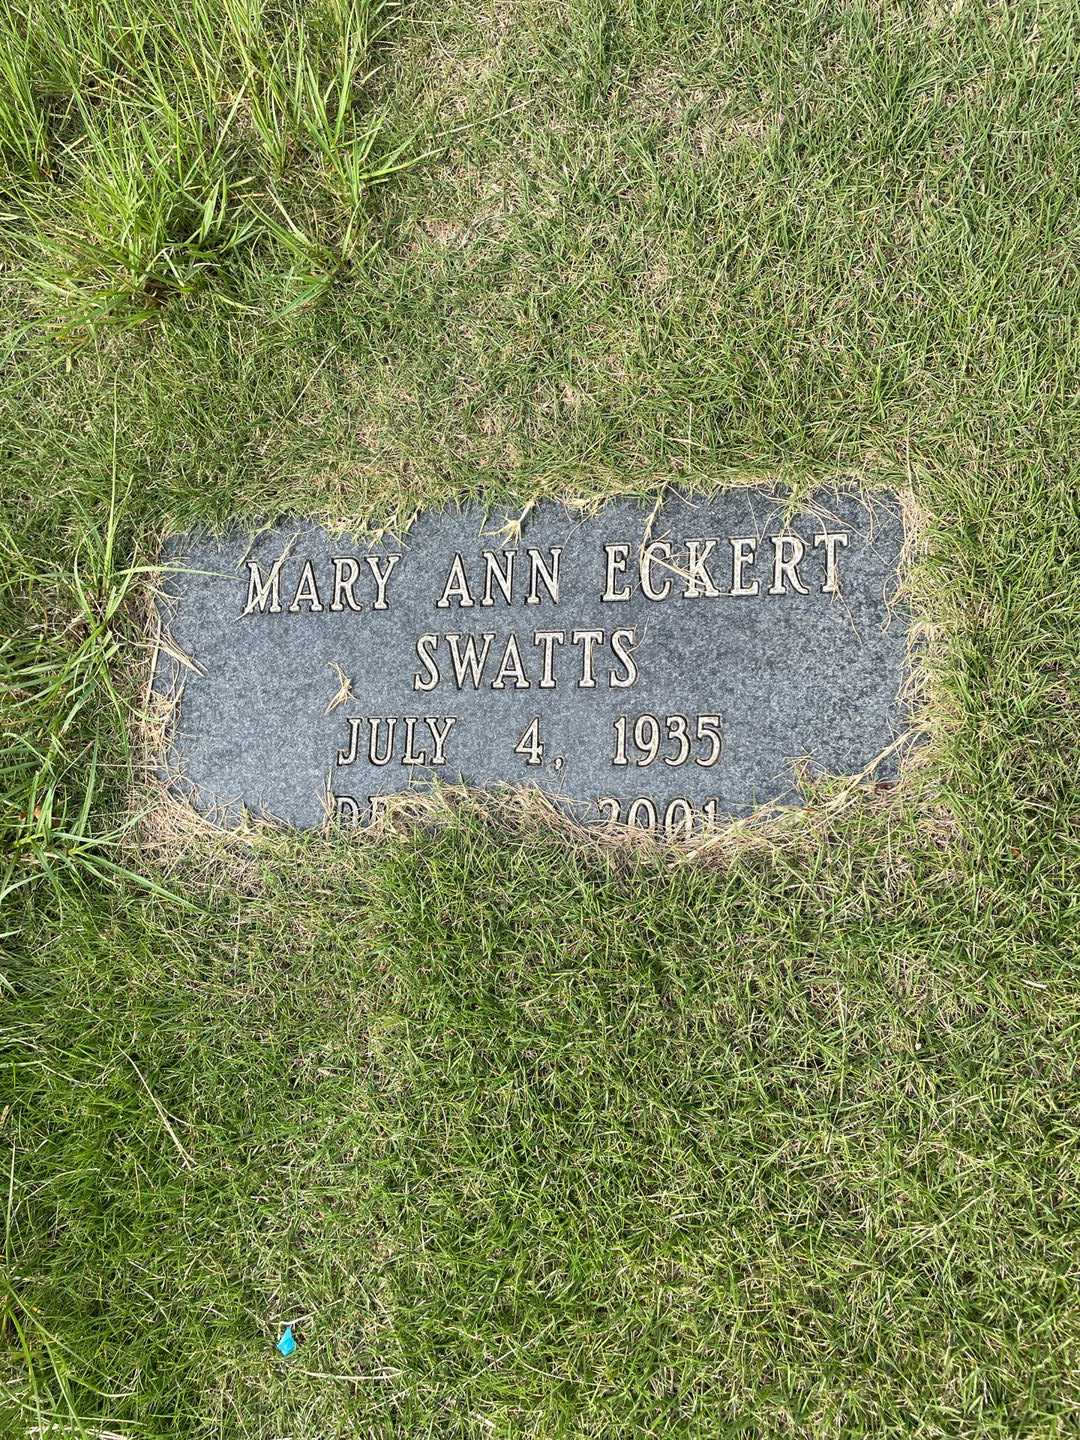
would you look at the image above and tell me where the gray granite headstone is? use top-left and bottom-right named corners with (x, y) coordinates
top-left (152, 490), bottom-right (913, 835)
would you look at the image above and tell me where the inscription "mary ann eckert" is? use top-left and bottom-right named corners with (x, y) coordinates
top-left (155, 493), bottom-right (910, 832)
top-left (241, 526), bottom-right (849, 617)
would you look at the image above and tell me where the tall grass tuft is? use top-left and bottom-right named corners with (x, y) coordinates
top-left (0, 456), bottom-right (181, 920)
top-left (0, 0), bottom-right (411, 339)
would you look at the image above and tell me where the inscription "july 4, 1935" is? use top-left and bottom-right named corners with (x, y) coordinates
top-left (154, 492), bottom-right (911, 833)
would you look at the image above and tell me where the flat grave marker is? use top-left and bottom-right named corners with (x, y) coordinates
top-left (153, 489), bottom-right (913, 835)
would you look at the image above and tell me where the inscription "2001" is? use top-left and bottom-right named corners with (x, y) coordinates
top-left (597, 795), bottom-right (723, 835)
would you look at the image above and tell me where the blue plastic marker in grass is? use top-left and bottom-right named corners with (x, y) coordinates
top-left (276, 1326), bottom-right (296, 1357)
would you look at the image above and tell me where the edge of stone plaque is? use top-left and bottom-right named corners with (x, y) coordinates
top-left (134, 483), bottom-right (936, 858)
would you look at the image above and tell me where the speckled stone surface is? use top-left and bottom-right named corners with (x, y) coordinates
top-left (152, 490), bottom-right (913, 832)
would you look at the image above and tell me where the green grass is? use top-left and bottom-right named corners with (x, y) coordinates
top-left (2, 0), bottom-right (1079, 1434)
